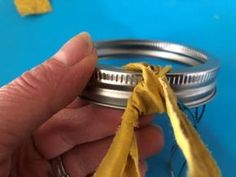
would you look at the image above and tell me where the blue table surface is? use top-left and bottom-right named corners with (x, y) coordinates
top-left (0, 1), bottom-right (236, 176)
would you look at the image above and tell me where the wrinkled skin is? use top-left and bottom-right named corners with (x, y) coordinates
top-left (0, 33), bottom-right (163, 177)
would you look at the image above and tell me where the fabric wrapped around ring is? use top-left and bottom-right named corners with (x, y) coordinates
top-left (92, 63), bottom-right (221, 177)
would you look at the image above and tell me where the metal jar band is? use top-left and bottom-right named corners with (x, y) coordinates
top-left (82, 40), bottom-right (219, 109)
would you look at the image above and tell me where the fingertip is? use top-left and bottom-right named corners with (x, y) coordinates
top-left (139, 114), bottom-right (155, 127)
top-left (136, 124), bottom-right (164, 159)
top-left (54, 32), bottom-right (95, 66)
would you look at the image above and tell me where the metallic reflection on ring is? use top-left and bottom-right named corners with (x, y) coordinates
top-left (82, 40), bottom-right (219, 109)
top-left (50, 156), bottom-right (70, 177)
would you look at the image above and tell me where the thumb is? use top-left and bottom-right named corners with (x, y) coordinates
top-left (0, 32), bottom-right (97, 158)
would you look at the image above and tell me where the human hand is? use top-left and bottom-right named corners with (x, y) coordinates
top-left (0, 32), bottom-right (163, 177)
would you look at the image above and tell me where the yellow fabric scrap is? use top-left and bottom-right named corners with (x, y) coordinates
top-left (14, 0), bottom-right (52, 16)
top-left (93, 63), bottom-right (221, 177)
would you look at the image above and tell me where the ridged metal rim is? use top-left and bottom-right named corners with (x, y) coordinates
top-left (82, 40), bottom-right (219, 109)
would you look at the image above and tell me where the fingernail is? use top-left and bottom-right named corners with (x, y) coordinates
top-left (140, 161), bottom-right (148, 177)
top-left (54, 32), bottom-right (94, 66)
top-left (79, 32), bottom-right (94, 54)
top-left (143, 161), bottom-right (148, 173)
top-left (153, 124), bottom-right (163, 132)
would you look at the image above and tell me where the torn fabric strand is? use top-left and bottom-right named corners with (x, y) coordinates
top-left (93, 63), bottom-right (221, 177)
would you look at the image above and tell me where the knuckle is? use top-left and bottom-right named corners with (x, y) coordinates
top-left (93, 105), bottom-right (122, 128)
top-left (145, 126), bottom-right (164, 154)
top-left (21, 61), bottom-right (64, 94)
top-left (1, 60), bottom-right (67, 103)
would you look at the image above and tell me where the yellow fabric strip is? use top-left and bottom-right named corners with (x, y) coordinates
top-left (93, 63), bottom-right (221, 177)
top-left (159, 78), bottom-right (220, 177)
top-left (14, 0), bottom-right (52, 16)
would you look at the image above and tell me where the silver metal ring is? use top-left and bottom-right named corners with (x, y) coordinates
top-left (50, 156), bottom-right (70, 177)
top-left (82, 40), bottom-right (219, 109)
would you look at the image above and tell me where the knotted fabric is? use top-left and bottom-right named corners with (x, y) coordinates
top-left (93, 63), bottom-right (221, 177)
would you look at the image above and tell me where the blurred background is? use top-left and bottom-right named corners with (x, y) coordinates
top-left (0, 0), bottom-right (236, 176)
